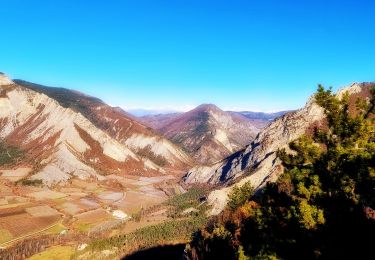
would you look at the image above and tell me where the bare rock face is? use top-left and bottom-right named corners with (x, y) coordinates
top-left (142, 104), bottom-right (264, 165)
top-left (185, 83), bottom-right (373, 215)
top-left (0, 79), bottom-right (192, 186)
top-left (0, 73), bottom-right (13, 85)
top-left (184, 98), bottom-right (324, 185)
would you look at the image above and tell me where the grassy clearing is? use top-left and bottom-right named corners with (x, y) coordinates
top-left (43, 222), bottom-right (66, 235)
top-left (165, 187), bottom-right (207, 218)
top-left (77, 223), bottom-right (92, 232)
top-left (28, 246), bottom-right (74, 260)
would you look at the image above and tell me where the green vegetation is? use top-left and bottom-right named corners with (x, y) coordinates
top-left (77, 223), bottom-right (92, 232)
top-left (137, 145), bottom-right (167, 167)
top-left (165, 187), bottom-right (208, 218)
top-left (19, 179), bottom-right (43, 186)
top-left (187, 85), bottom-right (375, 259)
top-left (82, 187), bottom-right (209, 258)
top-left (0, 142), bottom-right (24, 166)
top-left (87, 216), bottom-right (207, 256)
top-left (227, 182), bottom-right (254, 211)
top-left (28, 246), bottom-right (74, 260)
top-left (43, 222), bottom-right (66, 235)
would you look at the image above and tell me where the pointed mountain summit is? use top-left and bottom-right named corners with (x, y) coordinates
top-left (141, 103), bottom-right (264, 164)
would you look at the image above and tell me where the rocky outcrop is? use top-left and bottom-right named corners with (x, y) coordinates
top-left (14, 80), bottom-right (193, 170)
top-left (0, 72), bottom-right (13, 85)
top-left (185, 83), bottom-right (373, 215)
top-left (0, 74), bottom-right (192, 185)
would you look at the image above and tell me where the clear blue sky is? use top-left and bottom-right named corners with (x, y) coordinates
top-left (1, 0), bottom-right (374, 112)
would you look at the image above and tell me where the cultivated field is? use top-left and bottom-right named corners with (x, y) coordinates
top-left (0, 171), bottom-right (181, 252)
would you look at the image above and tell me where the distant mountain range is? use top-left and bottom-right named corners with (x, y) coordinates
top-left (230, 110), bottom-right (293, 121)
top-left (126, 108), bottom-right (180, 117)
top-left (128, 108), bottom-right (291, 121)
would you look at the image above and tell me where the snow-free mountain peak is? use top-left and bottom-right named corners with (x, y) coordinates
top-left (140, 103), bottom-right (265, 164)
top-left (184, 82), bottom-right (375, 215)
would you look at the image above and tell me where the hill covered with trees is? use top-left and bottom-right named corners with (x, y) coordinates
top-left (186, 85), bottom-right (375, 259)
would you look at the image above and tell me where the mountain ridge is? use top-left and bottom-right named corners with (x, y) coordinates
top-left (140, 103), bottom-right (264, 164)
top-left (184, 82), bottom-right (375, 215)
top-left (1, 75), bottom-right (193, 186)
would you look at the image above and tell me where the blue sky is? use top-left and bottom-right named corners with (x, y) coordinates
top-left (1, 0), bottom-right (374, 112)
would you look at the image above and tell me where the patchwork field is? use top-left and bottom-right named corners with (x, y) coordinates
top-left (0, 205), bottom-right (60, 244)
top-left (0, 172), bottom-right (181, 249)
top-left (27, 190), bottom-right (67, 200)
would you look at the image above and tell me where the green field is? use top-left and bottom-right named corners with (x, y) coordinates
top-left (28, 246), bottom-right (74, 260)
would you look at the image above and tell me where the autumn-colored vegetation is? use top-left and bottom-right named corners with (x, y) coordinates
top-left (186, 86), bottom-right (375, 259)
top-left (137, 145), bottom-right (167, 167)
top-left (81, 187), bottom-right (209, 258)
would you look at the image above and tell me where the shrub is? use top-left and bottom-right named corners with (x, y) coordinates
top-left (0, 142), bottom-right (24, 166)
top-left (166, 187), bottom-right (208, 218)
top-left (20, 179), bottom-right (43, 186)
top-left (227, 182), bottom-right (254, 211)
top-left (137, 145), bottom-right (167, 167)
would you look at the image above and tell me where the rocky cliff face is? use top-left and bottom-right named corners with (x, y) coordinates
top-left (0, 75), bottom-right (192, 186)
top-left (184, 83), bottom-right (374, 215)
top-left (141, 104), bottom-right (263, 165)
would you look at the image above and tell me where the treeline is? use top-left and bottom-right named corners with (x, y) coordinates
top-left (136, 145), bottom-right (167, 167)
top-left (88, 216), bottom-right (207, 257)
top-left (82, 187), bottom-right (209, 258)
top-left (186, 85), bottom-right (375, 259)
top-left (0, 230), bottom-right (103, 259)
top-left (166, 187), bottom-right (208, 218)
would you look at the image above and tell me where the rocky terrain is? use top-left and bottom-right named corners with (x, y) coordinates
top-left (139, 104), bottom-right (264, 165)
top-left (184, 83), bottom-right (375, 215)
top-left (1, 72), bottom-right (373, 258)
top-left (0, 73), bottom-right (194, 252)
top-left (0, 76), bottom-right (192, 186)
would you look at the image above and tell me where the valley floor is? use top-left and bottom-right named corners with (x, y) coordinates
top-left (0, 168), bottom-right (208, 260)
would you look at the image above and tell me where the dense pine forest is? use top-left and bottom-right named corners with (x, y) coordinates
top-left (186, 86), bottom-right (375, 259)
